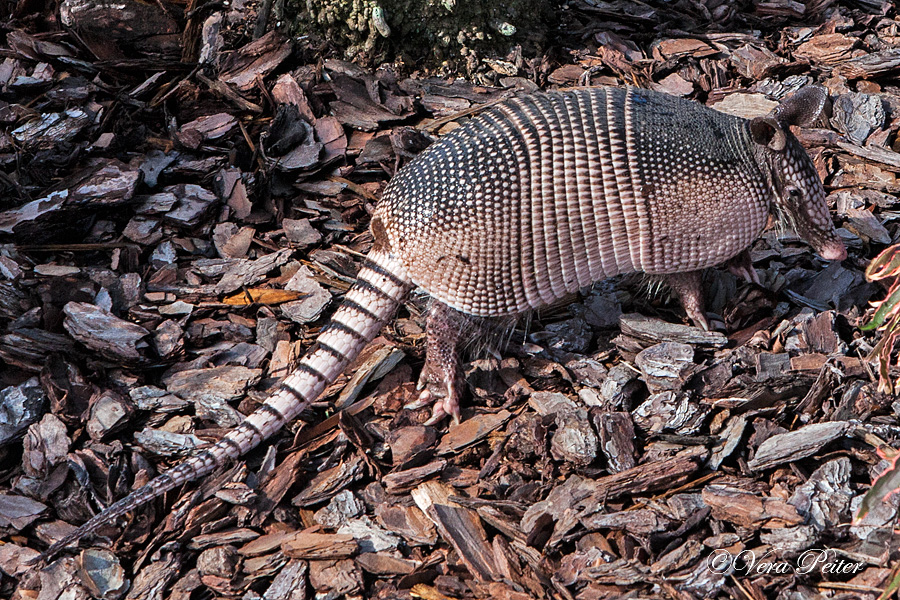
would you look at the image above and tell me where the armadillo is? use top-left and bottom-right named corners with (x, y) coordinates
top-left (37, 84), bottom-right (845, 561)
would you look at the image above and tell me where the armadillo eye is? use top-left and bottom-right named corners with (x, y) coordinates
top-left (787, 188), bottom-right (802, 202)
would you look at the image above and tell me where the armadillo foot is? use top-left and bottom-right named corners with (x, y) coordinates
top-left (725, 249), bottom-right (760, 284)
top-left (407, 300), bottom-right (469, 424)
top-left (664, 270), bottom-right (710, 330)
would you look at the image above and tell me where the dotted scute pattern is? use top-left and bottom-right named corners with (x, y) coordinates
top-left (379, 105), bottom-right (524, 316)
top-left (378, 87), bottom-right (772, 317)
top-left (627, 88), bottom-right (770, 274)
top-left (775, 137), bottom-right (840, 253)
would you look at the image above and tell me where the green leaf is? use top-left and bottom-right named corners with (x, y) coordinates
top-left (860, 282), bottom-right (900, 331)
top-left (878, 561), bottom-right (900, 600)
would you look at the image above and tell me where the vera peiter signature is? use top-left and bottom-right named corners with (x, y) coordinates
top-left (708, 548), bottom-right (866, 577)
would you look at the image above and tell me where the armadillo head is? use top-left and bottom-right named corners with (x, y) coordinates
top-left (749, 86), bottom-right (847, 262)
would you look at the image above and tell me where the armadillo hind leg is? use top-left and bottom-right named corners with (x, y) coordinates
top-left (409, 301), bottom-right (520, 423)
top-left (410, 300), bottom-right (471, 424)
top-left (664, 271), bottom-right (710, 331)
top-left (725, 249), bottom-right (761, 285)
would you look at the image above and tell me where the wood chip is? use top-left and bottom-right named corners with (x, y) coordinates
top-left (618, 314), bottom-right (728, 348)
top-left (436, 410), bottom-right (513, 455)
top-left (62, 301), bottom-right (150, 362)
top-left (748, 421), bottom-right (852, 471)
top-left (412, 481), bottom-right (500, 581)
top-left (702, 485), bottom-right (805, 528)
top-left (281, 532), bottom-right (357, 559)
top-left (0, 493), bottom-right (47, 529)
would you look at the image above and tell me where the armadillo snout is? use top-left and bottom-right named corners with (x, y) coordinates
top-left (816, 238), bottom-right (847, 261)
top-left (775, 138), bottom-right (846, 264)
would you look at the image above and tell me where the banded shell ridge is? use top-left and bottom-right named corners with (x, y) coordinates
top-left (378, 87), bottom-right (773, 317)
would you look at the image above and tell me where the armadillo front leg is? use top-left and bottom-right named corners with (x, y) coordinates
top-left (664, 271), bottom-right (710, 331)
top-left (410, 300), bottom-right (470, 424)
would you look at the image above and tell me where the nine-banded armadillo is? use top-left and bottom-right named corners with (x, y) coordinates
top-left (37, 84), bottom-right (846, 561)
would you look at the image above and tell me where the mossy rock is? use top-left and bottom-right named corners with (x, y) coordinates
top-left (286, 0), bottom-right (557, 72)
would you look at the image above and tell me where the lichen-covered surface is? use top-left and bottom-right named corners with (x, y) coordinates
top-left (286, 0), bottom-right (554, 70)
top-left (1, 1), bottom-right (900, 599)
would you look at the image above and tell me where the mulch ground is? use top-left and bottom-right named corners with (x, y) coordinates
top-left (1, 1), bottom-right (900, 599)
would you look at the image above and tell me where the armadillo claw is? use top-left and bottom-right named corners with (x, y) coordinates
top-left (409, 371), bottom-right (462, 425)
top-left (405, 389), bottom-right (432, 410)
top-left (425, 401), bottom-right (461, 426)
top-left (725, 250), bottom-right (761, 284)
top-left (688, 310), bottom-right (711, 331)
top-left (727, 261), bottom-right (761, 285)
top-left (423, 381), bottom-right (461, 426)
top-left (664, 271), bottom-right (710, 331)
top-left (423, 402), bottom-right (448, 425)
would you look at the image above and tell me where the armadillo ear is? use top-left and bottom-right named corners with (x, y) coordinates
top-left (773, 85), bottom-right (828, 128)
top-left (750, 116), bottom-right (787, 152)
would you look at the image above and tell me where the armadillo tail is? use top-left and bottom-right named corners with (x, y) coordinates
top-left (36, 249), bottom-right (412, 563)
